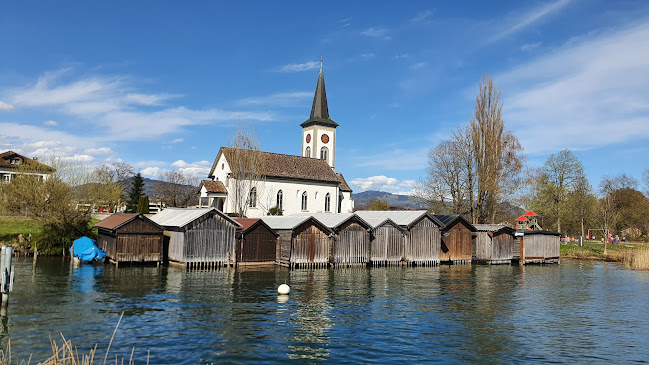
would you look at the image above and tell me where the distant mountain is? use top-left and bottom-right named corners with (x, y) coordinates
top-left (122, 176), bottom-right (197, 201)
top-left (353, 190), bottom-right (427, 210)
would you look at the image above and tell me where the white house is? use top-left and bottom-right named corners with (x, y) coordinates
top-left (199, 61), bottom-right (354, 217)
top-left (0, 151), bottom-right (54, 183)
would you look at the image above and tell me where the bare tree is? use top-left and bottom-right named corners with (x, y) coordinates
top-left (598, 176), bottom-right (623, 255)
top-left (470, 74), bottom-right (524, 223)
top-left (226, 122), bottom-right (265, 217)
top-left (88, 162), bottom-right (134, 212)
top-left (154, 170), bottom-right (198, 207)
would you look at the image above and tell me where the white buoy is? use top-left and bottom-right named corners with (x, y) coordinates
top-left (278, 283), bottom-right (290, 295)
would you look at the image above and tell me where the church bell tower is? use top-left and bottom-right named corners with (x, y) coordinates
top-left (301, 57), bottom-right (338, 169)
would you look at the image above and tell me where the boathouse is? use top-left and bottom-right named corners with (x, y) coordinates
top-left (234, 218), bottom-right (278, 265)
top-left (149, 208), bottom-right (240, 269)
top-left (304, 213), bottom-right (372, 266)
top-left (96, 213), bottom-right (164, 265)
top-left (363, 217), bottom-right (406, 266)
top-left (473, 224), bottom-right (516, 264)
top-left (355, 211), bottom-right (442, 266)
top-left (433, 215), bottom-right (476, 264)
top-left (515, 230), bottom-right (560, 264)
top-left (261, 216), bottom-right (332, 268)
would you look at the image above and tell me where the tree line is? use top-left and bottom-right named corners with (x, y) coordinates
top-left (421, 74), bottom-right (649, 243)
top-left (0, 159), bottom-right (199, 254)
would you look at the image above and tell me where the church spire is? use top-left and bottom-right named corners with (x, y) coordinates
top-left (301, 56), bottom-right (338, 128)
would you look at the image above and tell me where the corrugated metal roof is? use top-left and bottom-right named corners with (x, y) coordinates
top-left (149, 208), bottom-right (240, 228)
top-left (290, 213), bottom-right (372, 230)
top-left (260, 215), bottom-right (332, 234)
top-left (95, 213), bottom-right (139, 230)
top-left (354, 210), bottom-right (433, 227)
top-left (474, 224), bottom-right (511, 232)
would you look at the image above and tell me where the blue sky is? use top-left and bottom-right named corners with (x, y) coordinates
top-left (2, 1), bottom-right (649, 195)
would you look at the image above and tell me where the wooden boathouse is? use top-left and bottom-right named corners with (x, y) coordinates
top-left (473, 224), bottom-right (516, 264)
top-left (356, 211), bottom-right (442, 266)
top-left (515, 230), bottom-right (561, 264)
top-left (96, 213), bottom-right (164, 265)
top-left (234, 218), bottom-right (278, 266)
top-left (433, 215), bottom-right (476, 264)
top-left (149, 208), bottom-right (240, 269)
top-left (362, 217), bottom-right (406, 266)
top-left (306, 213), bottom-right (372, 267)
top-left (261, 216), bottom-right (332, 268)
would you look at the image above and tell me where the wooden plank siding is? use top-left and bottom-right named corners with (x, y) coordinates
top-left (440, 220), bottom-right (473, 264)
top-left (290, 221), bottom-right (330, 268)
top-left (370, 224), bottom-right (405, 266)
top-left (160, 211), bottom-right (238, 269)
top-left (405, 217), bottom-right (441, 266)
top-left (236, 223), bottom-right (277, 265)
top-left (474, 230), bottom-right (514, 264)
top-left (522, 232), bottom-right (560, 264)
top-left (97, 215), bottom-right (163, 265)
top-left (333, 220), bottom-right (370, 267)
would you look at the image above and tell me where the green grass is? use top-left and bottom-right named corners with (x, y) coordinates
top-left (0, 217), bottom-right (102, 245)
top-left (0, 217), bottom-right (42, 244)
top-left (560, 240), bottom-right (649, 261)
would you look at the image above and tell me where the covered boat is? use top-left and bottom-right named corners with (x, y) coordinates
top-left (70, 236), bottom-right (106, 262)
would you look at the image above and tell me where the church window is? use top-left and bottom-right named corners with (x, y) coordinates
top-left (277, 190), bottom-right (283, 209)
top-left (305, 146), bottom-right (311, 158)
top-left (325, 193), bottom-right (331, 212)
top-left (249, 187), bottom-right (257, 208)
top-left (301, 191), bottom-right (308, 211)
top-left (221, 163), bottom-right (224, 170)
top-left (320, 147), bottom-right (328, 161)
top-left (338, 193), bottom-right (343, 213)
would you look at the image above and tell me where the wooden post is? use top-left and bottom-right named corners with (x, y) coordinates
top-left (1, 246), bottom-right (14, 306)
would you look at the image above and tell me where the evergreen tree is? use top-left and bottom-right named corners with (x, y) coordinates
top-left (127, 173), bottom-right (145, 213)
top-left (137, 195), bottom-right (150, 214)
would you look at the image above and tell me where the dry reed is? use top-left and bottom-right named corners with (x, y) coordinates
top-left (0, 312), bottom-right (148, 365)
top-left (624, 249), bottom-right (649, 270)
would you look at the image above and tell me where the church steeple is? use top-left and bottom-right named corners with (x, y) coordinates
top-left (301, 57), bottom-right (338, 169)
top-left (301, 57), bottom-right (338, 128)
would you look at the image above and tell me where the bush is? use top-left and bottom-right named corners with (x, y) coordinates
top-left (268, 206), bottom-right (283, 216)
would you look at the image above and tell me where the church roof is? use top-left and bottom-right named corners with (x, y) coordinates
top-left (336, 173), bottom-right (352, 192)
top-left (301, 60), bottom-right (338, 129)
top-left (210, 147), bottom-right (340, 184)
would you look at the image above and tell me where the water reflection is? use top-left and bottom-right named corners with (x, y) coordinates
top-left (2, 258), bottom-right (649, 363)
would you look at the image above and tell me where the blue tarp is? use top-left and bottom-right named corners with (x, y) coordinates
top-left (70, 236), bottom-right (106, 262)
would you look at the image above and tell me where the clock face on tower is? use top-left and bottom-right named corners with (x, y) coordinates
top-left (321, 134), bottom-right (329, 144)
top-left (306, 134), bottom-right (311, 143)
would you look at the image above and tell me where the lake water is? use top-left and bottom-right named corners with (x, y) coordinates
top-left (2, 258), bottom-right (649, 363)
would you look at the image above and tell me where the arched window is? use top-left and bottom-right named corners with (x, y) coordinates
top-left (276, 190), bottom-right (283, 209)
top-left (249, 187), bottom-right (257, 208)
top-left (305, 146), bottom-right (311, 158)
top-left (338, 193), bottom-right (343, 213)
top-left (320, 147), bottom-right (328, 161)
top-left (301, 191), bottom-right (308, 211)
top-left (324, 193), bottom-right (331, 212)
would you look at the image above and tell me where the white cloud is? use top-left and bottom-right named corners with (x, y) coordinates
top-left (236, 91), bottom-right (312, 107)
top-left (360, 53), bottom-right (376, 60)
top-left (170, 138), bottom-right (184, 144)
top-left (521, 42), bottom-right (542, 52)
top-left (140, 166), bottom-right (164, 178)
top-left (394, 53), bottom-right (409, 60)
top-left (361, 27), bottom-right (391, 40)
top-left (4, 68), bottom-right (274, 144)
top-left (338, 17), bottom-right (352, 27)
top-left (410, 10), bottom-right (434, 24)
top-left (0, 101), bottom-right (14, 111)
top-left (410, 62), bottom-right (427, 70)
top-left (278, 62), bottom-right (320, 73)
top-left (500, 19), bottom-right (649, 154)
top-left (171, 159), bottom-right (211, 178)
top-left (84, 147), bottom-right (114, 156)
top-left (43, 120), bottom-right (58, 126)
top-left (350, 176), bottom-right (418, 193)
top-left (489, 0), bottom-right (572, 42)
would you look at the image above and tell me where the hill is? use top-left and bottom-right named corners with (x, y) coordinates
top-left (353, 190), bottom-right (427, 210)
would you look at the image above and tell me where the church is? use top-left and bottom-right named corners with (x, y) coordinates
top-left (199, 61), bottom-right (354, 218)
